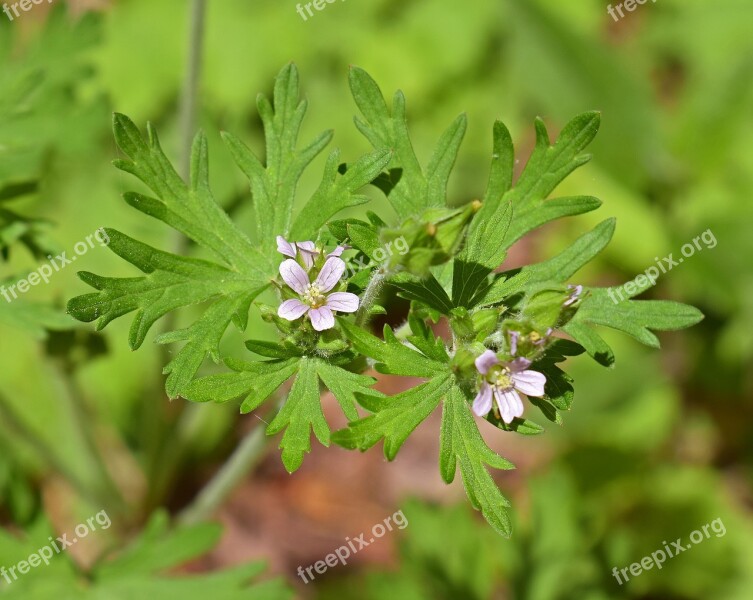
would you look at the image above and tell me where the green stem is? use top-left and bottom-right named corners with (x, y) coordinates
top-left (178, 0), bottom-right (206, 182)
top-left (176, 419), bottom-right (269, 526)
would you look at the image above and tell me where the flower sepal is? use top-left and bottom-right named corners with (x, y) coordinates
top-left (449, 307), bottom-right (475, 341)
top-left (450, 342), bottom-right (486, 379)
top-left (500, 321), bottom-right (553, 361)
top-left (471, 308), bottom-right (503, 342)
top-left (258, 303), bottom-right (298, 334)
top-left (376, 204), bottom-right (477, 277)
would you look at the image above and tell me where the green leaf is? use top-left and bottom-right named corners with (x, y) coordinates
top-left (244, 339), bottom-right (303, 359)
top-left (88, 567), bottom-right (291, 600)
top-left (96, 511), bottom-right (220, 579)
top-left (69, 101), bottom-right (290, 397)
top-left (68, 227), bottom-right (268, 398)
top-left (427, 114), bottom-right (468, 206)
top-left (569, 286), bottom-right (704, 349)
top-left (532, 341), bottom-right (584, 416)
top-left (332, 374), bottom-right (453, 460)
top-left (492, 415), bottom-right (547, 434)
top-left (522, 287), bottom-right (568, 330)
top-left (440, 386), bottom-right (515, 537)
top-left (112, 116), bottom-right (265, 272)
top-left (447, 121), bottom-right (517, 307)
top-left (390, 271), bottom-right (454, 314)
top-left (0, 8), bottom-right (104, 192)
top-left (339, 320), bottom-right (448, 377)
top-left (452, 200), bottom-right (513, 307)
top-left (441, 112), bottom-right (601, 309)
top-left (483, 120), bottom-right (515, 205)
top-left (562, 320), bottom-right (615, 367)
top-left (91, 511), bottom-right (291, 599)
top-left (222, 63), bottom-right (332, 247)
top-left (502, 112), bottom-right (602, 246)
top-left (315, 361), bottom-right (383, 422)
top-left (349, 66), bottom-right (466, 218)
top-left (182, 358), bottom-right (299, 413)
top-left (289, 148), bottom-right (392, 239)
top-left (266, 357), bottom-right (327, 473)
top-left (405, 314), bottom-right (450, 363)
top-left (185, 356), bottom-right (382, 471)
top-left (475, 218), bottom-right (615, 307)
top-left (0, 207), bottom-right (57, 261)
top-left (346, 221), bottom-right (381, 258)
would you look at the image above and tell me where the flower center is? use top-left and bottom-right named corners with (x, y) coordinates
top-left (303, 283), bottom-right (326, 308)
top-left (488, 365), bottom-right (512, 390)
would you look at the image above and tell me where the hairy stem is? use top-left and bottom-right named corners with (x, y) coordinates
top-left (355, 268), bottom-right (387, 326)
top-left (178, 0), bottom-right (206, 182)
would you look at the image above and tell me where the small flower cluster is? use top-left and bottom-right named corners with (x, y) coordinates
top-left (276, 236), bottom-right (359, 331)
top-left (472, 349), bottom-right (547, 423)
top-left (470, 283), bottom-right (583, 423)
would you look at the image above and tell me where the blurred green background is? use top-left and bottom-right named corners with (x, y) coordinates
top-left (1, 0), bottom-right (752, 598)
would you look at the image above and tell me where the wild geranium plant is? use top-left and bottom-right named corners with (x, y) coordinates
top-left (67, 64), bottom-right (702, 536)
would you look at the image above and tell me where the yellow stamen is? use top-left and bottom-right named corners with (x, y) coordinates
top-left (303, 284), bottom-right (326, 308)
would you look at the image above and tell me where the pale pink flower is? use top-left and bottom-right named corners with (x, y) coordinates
top-left (327, 244), bottom-right (350, 258)
top-left (508, 330), bottom-right (520, 355)
top-left (276, 236), bottom-right (318, 269)
top-left (563, 284), bottom-right (583, 307)
top-left (472, 349), bottom-right (547, 424)
top-left (277, 256), bottom-right (359, 331)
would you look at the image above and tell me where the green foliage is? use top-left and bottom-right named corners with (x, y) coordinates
top-left (0, 292), bottom-right (74, 339)
top-left (349, 67), bottom-right (467, 219)
top-left (566, 286), bottom-right (703, 358)
top-left (68, 63), bottom-right (702, 536)
top-left (439, 387), bottom-right (515, 536)
top-left (185, 353), bottom-right (383, 472)
top-left (67, 116), bottom-right (272, 398)
top-left (4, 3), bottom-right (752, 598)
top-left (0, 511), bottom-right (291, 599)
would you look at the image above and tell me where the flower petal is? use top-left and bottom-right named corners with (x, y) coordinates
top-left (512, 370), bottom-right (546, 397)
top-left (563, 284), bottom-right (583, 306)
top-left (297, 241), bottom-right (318, 269)
top-left (474, 349), bottom-right (499, 375)
top-left (276, 236), bottom-right (297, 258)
top-left (507, 389), bottom-right (525, 419)
top-left (493, 388), bottom-right (510, 424)
top-left (508, 357), bottom-right (532, 372)
top-left (508, 330), bottom-right (520, 356)
top-left (278, 299), bottom-right (309, 321)
top-left (328, 244), bottom-right (350, 258)
top-left (279, 259), bottom-right (310, 294)
top-left (495, 388), bottom-right (523, 424)
top-left (309, 306), bottom-right (335, 331)
top-left (314, 257), bottom-right (346, 292)
top-left (472, 383), bottom-right (493, 416)
top-left (325, 292), bottom-right (359, 313)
